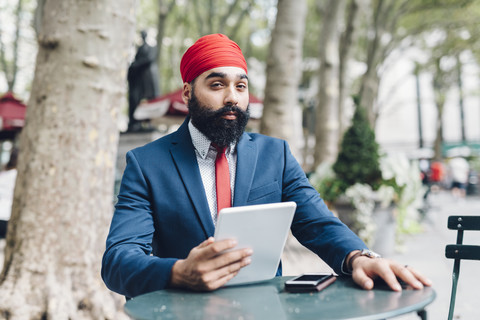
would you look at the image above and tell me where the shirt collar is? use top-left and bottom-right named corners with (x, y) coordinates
top-left (188, 120), bottom-right (236, 159)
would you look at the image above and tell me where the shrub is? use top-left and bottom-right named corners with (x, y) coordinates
top-left (332, 103), bottom-right (382, 196)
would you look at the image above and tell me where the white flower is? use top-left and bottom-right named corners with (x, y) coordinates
top-left (345, 183), bottom-right (377, 246)
top-left (309, 153), bottom-right (427, 246)
top-left (309, 162), bottom-right (334, 189)
top-left (380, 153), bottom-right (411, 187)
top-left (377, 185), bottom-right (395, 208)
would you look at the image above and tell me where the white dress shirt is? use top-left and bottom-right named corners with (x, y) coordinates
top-left (188, 121), bottom-right (237, 226)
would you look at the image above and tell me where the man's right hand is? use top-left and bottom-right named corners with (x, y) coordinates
top-left (169, 237), bottom-right (253, 291)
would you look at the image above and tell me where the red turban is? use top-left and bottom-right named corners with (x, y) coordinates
top-left (180, 34), bottom-right (248, 83)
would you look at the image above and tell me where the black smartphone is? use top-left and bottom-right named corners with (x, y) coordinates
top-left (285, 273), bottom-right (336, 293)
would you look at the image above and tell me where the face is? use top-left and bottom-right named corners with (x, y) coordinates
top-left (183, 67), bottom-right (250, 147)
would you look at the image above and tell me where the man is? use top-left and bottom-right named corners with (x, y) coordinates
top-left (102, 34), bottom-right (431, 298)
top-left (449, 157), bottom-right (469, 199)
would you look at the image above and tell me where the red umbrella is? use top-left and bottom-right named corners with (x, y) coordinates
top-left (134, 88), bottom-right (263, 121)
top-left (0, 92), bottom-right (26, 131)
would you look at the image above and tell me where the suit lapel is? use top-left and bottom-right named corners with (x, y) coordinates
top-left (170, 119), bottom-right (215, 237)
top-left (233, 133), bottom-right (257, 206)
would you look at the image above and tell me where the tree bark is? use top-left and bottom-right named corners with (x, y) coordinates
top-left (357, 0), bottom-right (409, 127)
top-left (313, 0), bottom-right (346, 168)
top-left (260, 0), bottom-right (307, 162)
top-left (357, 0), bottom-right (386, 127)
top-left (0, 0), bottom-right (135, 318)
top-left (338, 0), bottom-right (360, 138)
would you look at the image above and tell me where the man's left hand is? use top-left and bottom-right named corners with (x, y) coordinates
top-left (350, 254), bottom-right (433, 291)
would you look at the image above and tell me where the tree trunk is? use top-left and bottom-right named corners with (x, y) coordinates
top-left (0, 0), bottom-right (24, 92)
top-left (338, 0), bottom-right (360, 138)
top-left (433, 58), bottom-right (446, 161)
top-left (313, 0), bottom-right (346, 168)
top-left (358, 0), bottom-right (386, 127)
top-left (456, 54), bottom-right (466, 143)
top-left (0, 0), bottom-right (135, 319)
top-left (433, 103), bottom-right (444, 161)
top-left (156, 0), bottom-right (176, 96)
top-left (10, 0), bottom-right (23, 91)
top-left (260, 0), bottom-right (307, 162)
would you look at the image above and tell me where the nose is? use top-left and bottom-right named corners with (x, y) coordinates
top-left (223, 84), bottom-right (239, 106)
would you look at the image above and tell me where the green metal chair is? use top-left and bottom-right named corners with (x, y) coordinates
top-left (445, 215), bottom-right (480, 320)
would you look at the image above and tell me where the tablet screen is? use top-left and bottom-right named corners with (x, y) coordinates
top-left (214, 202), bottom-right (296, 286)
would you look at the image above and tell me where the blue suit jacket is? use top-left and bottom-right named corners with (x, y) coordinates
top-left (102, 119), bottom-right (367, 298)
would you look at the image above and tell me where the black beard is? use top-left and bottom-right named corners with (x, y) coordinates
top-left (188, 91), bottom-right (250, 148)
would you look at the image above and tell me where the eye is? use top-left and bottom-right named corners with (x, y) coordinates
top-left (210, 82), bottom-right (224, 88)
top-left (237, 83), bottom-right (247, 90)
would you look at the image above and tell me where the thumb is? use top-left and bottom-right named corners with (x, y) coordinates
top-left (198, 237), bottom-right (215, 248)
top-left (352, 268), bottom-right (374, 290)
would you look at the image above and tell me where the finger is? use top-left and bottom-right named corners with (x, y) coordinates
top-left (222, 255), bottom-right (252, 275)
top-left (205, 247), bottom-right (253, 271)
top-left (352, 266), bottom-right (374, 290)
top-left (392, 264), bottom-right (423, 289)
top-left (192, 238), bottom-right (237, 261)
top-left (203, 238), bottom-right (240, 259)
top-left (356, 258), bottom-right (402, 291)
top-left (202, 256), bottom-right (252, 289)
top-left (197, 237), bottom-right (215, 248)
top-left (202, 269), bottom-right (240, 291)
top-left (400, 265), bottom-right (433, 288)
top-left (409, 267), bottom-right (433, 286)
top-left (374, 262), bottom-right (403, 291)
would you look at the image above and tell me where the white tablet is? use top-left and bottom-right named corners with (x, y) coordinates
top-left (214, 201), bottom-right (297, 286)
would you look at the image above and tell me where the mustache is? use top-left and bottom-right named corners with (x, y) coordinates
top-left (211, 105), bottom-right (244, 117)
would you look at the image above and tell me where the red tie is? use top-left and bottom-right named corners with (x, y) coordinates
top-left (213, 144), bottom-right (231, 214)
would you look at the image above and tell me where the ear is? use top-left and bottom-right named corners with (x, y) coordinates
top-left (182, 83), bottom-right (192, 104)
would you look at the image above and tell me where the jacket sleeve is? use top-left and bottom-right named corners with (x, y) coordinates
top-left (280, 141), bottom-right (368, 275)
top-left (101, 150), bottom-right (177, 298)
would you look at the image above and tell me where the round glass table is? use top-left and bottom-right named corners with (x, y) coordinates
top-left (125, 276), bottom-right (436, 320)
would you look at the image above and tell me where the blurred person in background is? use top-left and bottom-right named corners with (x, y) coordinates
top-left (127, 30), bottom-right (160, 132)
top-left (430, 160), bottom-right (445, 192)
top-left (419, 158), bottom-right (431, 197)
top-left (449, 157), bottom-right (469, 199)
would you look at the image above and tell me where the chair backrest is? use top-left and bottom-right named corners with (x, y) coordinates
top-left (445, 215), bottom-right (480, 320)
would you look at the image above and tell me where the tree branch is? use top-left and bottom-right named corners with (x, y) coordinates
top-left (0, 17), bottom-right (9, 88)
top-left (228, 0), bottom-right (254, 40)
top-left (207, 0), bottom-right (214, 34)
top-left (34, 0), bottom-right (45, 37)
top-left (192, 0), bottom-right (205, 35)
top-left (11, 0), bottom-right (24, 90)
top-left (219, 0), bottom-right (241, 34)
top-left (408, 0), bottom-right (474, 14)
top-left (156, 0), bottom-right (176, 61)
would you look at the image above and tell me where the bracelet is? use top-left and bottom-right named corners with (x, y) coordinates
top-left (347, 249), bottom-right (382, 273)
top-left (347, 251), bottom-right (363, 273)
